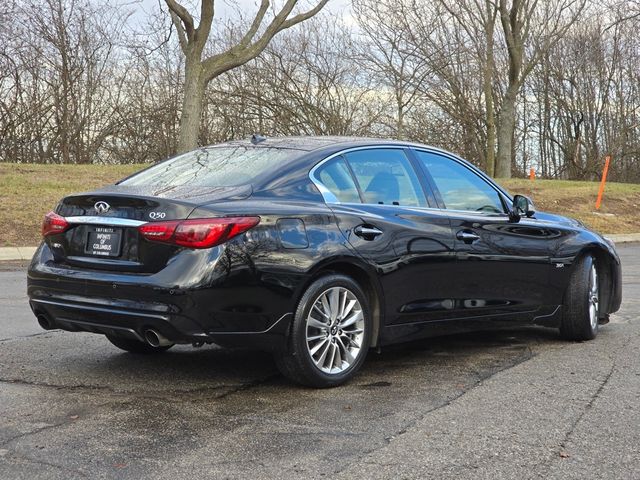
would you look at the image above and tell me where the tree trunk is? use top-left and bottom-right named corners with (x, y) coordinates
top-left (177, 59), bottom-right (205, 153)
top-left (483, 0), bottom-right (496, 177)
top-left (483, 55), bottom-right (496, 176)
top-left (396, 98), bottom-right (404, 139)
top-left (496, 86), bottom-right (518, 178)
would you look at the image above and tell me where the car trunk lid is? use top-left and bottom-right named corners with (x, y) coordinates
top-left (46, 184), bottom-right (252, 273)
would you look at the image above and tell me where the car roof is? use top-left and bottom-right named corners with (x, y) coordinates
top-left (205, 135), bottom-right (511, 201)
top-left (216, 135), bottom-right (420, 152)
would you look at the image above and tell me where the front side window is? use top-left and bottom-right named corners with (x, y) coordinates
top-left (344, 149), bottom-right (426, 207)
top-left (414, 151), bottom-right (504, 213)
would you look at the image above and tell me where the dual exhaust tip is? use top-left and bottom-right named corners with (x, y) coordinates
top-left (37, 314), bottom-right (54, 330)
top-left (37, 313), bottom-right (171, 348)
top-left (144, 329), bottom-right (172, 347)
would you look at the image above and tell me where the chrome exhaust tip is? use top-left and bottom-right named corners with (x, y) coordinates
top-left (36, 314), bottom-right (54, 330)
top-left (144, 329), bottom-right (172, 347)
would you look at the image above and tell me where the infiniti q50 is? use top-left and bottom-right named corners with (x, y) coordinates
top-left (27, 136), bottom-right (622, 387)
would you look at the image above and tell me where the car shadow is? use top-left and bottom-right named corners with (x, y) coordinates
top-left (84, 325), bottom-right (565, 393)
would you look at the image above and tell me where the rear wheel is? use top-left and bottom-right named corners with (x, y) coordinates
top-left (560, 255), bottom-right (600, 341)
top-left (276, 274), bottom-right (372, 387)
top-left (106, 335), bottom-right (173, 354)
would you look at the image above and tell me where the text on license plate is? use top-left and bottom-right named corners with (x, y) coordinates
top-left (85, 227), bottom-right (122, 257)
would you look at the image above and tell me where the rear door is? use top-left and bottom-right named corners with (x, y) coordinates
top-left (312, 147), bottom-right (456, 326)
top-left (412, 149), bottom-right (558, 320)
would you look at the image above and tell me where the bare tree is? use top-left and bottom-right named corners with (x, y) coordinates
top-left (353, 0), bottom-right (431, 139)
top-left (494, 0), bottom-right (586, 177)
top-left (164, 0), bottom-right (329, 153)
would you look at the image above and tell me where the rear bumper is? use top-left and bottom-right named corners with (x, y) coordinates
top-left (27, 243), bottom-right (297, 352)
top-left (30, 297), bottom-right (292, 351)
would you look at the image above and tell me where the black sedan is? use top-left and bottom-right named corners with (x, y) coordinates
top-left (28, 136), bottom-right (622, 387)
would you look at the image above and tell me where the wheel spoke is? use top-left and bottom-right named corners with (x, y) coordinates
top-left (339, 310), bottom-right (362, 329)
top-left (332, 341), bottom-right (342, 370)
top-left (342, 335), bottom-right (361, 349)
top-left (329, 288), bottom-right (340, 323)
top-left (307, 333), bottom-right (327, 342)
top-left (336, 336), bottom-right (355, 364)
top-left (342, 327), bottom-right (364, 335)
top-left (341, 299), bottom-right (357, 321)
top-left (310, 338), bottom-right (329, 356)
top-left (320, 294), bottom-right (331, 320)
top-left (339, 289), bottom-right (348, 320)
top-left (313, 303), bottom-right (329, 320)
top-left (308, 316), bottom-right (328, 330)
top-left (315, 340), bottom-right (332, 368)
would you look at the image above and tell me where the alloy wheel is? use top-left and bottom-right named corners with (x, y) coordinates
top-left (589, 263), bottom-right (599, 329)
top-left (305, 286), bottom-right (365, 374)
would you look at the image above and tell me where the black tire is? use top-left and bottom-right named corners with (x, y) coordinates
top-left (275, 274), bottom-right (373, 388)
top-left (106, 335), bottom-right (173, 354)
top-left (560, 254), bottom-right (599, 341)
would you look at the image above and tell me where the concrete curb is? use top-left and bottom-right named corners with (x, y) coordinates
top-left (1, 233), bottom-right (638, 262)
top-left (605, 233), bottom-right (640, 244)
top-left (0, 246), bottom-right (38, 262)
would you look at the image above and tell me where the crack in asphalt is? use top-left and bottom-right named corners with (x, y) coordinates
top-left (0, 420), bottom-right (69, 449)
top-left (555, 357), bottom-right (618, 452)
top-left (533, 334), bottom-right (631, 477)
top-left (0, 331), bottom-right (59, 343)
top-left (331, 345), bottom-right (537, 476)
top-left (0, 372), bottom-right (280, 403)
top-left (3, 450), bottom-right (90, 479)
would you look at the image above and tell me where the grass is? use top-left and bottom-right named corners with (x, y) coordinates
top-left (1, 162), bottom-right (639, 247)
top-left (0, 163), bottom-right (139, 248)
top-left (499, 178), bottom-right (640, 236)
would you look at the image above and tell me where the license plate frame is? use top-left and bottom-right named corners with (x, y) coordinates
top-left (84, 227), bottom-right (123, 258)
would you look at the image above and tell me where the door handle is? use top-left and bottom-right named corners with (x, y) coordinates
top-left (456, 230), bottom-right (480, 243)
top-left (354, 225), bottom-right (383, 240)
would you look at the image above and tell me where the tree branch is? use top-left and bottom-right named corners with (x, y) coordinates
top-left (239, 0), bottom-right (270, 48)
top-left (194, 0), bottom-right (214, 48)
top-left (170, 11), bottom-right (189, 52)
top-left (165, 0), bottom-right (195, 41)
top-left (279, 0), bottom-right (330, 30)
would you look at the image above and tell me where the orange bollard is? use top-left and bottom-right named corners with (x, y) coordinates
top-left (529, 168), bottom-right (535, 181)
top-left (595, 156), bottom-right (611, 210)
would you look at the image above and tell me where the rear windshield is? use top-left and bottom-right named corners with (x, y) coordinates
top-left (119, 146), bottom-right (299, 187)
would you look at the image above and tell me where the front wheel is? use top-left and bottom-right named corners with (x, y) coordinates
top-left (276, 274), bottom-right (372, 387)
top-left (560, 255), bottom-right (600, 341)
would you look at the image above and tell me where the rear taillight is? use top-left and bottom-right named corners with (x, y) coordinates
top-left (42, 211), bottom-right (70, 237)
top-left (138, 217), bottom-right (260, 249)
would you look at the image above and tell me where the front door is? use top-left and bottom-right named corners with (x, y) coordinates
top-left (412, 149), bottom-right (558, 321)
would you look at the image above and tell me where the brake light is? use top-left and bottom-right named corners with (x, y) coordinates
top-left (42, 211), bottom-right (70, 237)
top-left (138, 217), bottom-right (260, 249)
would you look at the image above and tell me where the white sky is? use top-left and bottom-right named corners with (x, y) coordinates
top-left (125, 0), bottom-right (354, 28)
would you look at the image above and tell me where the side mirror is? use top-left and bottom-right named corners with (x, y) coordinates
top-left (511, 194), bottom-right (536, 220)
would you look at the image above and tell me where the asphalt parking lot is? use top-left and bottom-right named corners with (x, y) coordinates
top-left (0, 244), bottom-right (638, 479)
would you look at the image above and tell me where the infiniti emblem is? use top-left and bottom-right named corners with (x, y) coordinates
top-left (94, 201), bottom-right (111, 214)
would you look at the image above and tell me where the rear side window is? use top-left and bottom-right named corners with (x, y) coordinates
top-left (345, 149), bottom-right (426, 207)
top-left (414, 151), bottom-right (504, 213)
top-left (314, 157), bottom-right (361, 203)
top-left (120, 146), bottom-right (298, 187)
